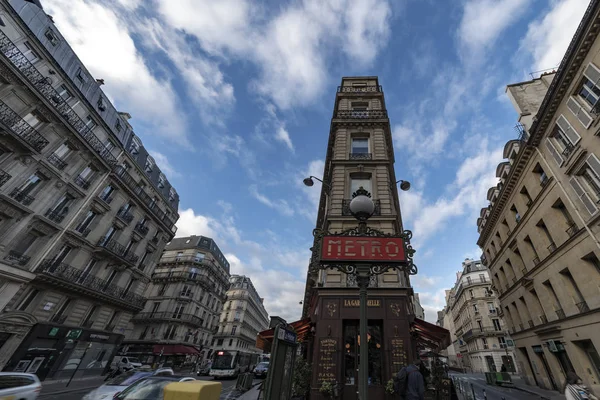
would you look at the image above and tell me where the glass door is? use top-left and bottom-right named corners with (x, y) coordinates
top-left (342, 320), bottom-right (383, 400)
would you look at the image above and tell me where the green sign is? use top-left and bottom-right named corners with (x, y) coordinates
top-left (66, 329), bottom-right (82, 339)
top-left (48, 327), bottom-right (59, 337)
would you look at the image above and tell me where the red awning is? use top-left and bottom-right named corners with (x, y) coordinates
top-left (412, 318), bottom-right (451, 351)
top-left (256, 318), bottom-right (312, 352)
top-left (152, 344), bottom-right (200, 355)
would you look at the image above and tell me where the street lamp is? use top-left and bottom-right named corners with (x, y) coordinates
top-left (303, 176), bottom-right (331, 193)
top-left (393, 179), bottom-right (411, 191)
top-left (306, 183), bottom-right (418, 400)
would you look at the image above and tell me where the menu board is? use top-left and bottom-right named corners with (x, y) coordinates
top-left (317, 338), bottom-right (337, 384)
top-left (390, 338), bottom-right (407, 375)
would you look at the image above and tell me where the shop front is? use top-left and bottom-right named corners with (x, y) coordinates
top-left (119, 343), bottom-right (201, 369)
top-left (3, 323), bottom-right (123, 381)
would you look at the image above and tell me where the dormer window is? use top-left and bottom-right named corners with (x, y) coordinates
top-left (129, 136), bottom-right (141, 155)
top-left (22, 42), bottom-right (39, 63)
top-left (158, 173), bottom-right (166, 188)
top-left (144, 156), bottom-right (154, 173)
top-left (169, 188), bottom-right (177, 202)
top-left (76, 67), bottom-right (87, 84)
top-left (97, 97), bottom-right (106, 112)
top-left (45, 29), bottom-right (59, 46)
top-left (115, 119), bottom-right (122, 132)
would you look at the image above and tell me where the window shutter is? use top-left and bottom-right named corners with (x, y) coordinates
top-left (587, 153), bottom-right (600, 177)
top-left (566, 98), bottom-right (592, 129)
top-left (545, 139), bottom-right (563, 166)
top-left (583, 63), bottom-right (600, 85)
top-left (570, 177), bottom-right (597, 215)
top-left (556, 114), bottom-right (582, 144)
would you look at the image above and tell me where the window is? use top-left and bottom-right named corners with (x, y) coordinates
top-left (169, 188), bottom-right (177, 203)
top-left (97, 96), bottom-right (106, 112)
top-left (488, 302), bottom-right (496, 313)
top-left (571, 153), bottom-right (600, 215)
top-left (473, 304), bottom-right (479, 314)
top-left (351, 138), bottom-right (369, 155)
top-left (144, 156), bottom-right (154, 173)
top-left (49, 193), bottom-right (74, 221)
top-left (129, 136), bottom-right (141, 155)
top-left (104, 140), bottom-right (115, 153)
top-left (151, 302), bottom-right (161, 316)
top-left (99, 185), bottom-right (115, 202)
top-left (22, 42), bottom-right (39, 63)
top-left (566, 97), bottom-right (593, 128)
top-left (44, 28), bottom-right (59, 46)
top-left (53, 143), bottom-right (71, 160)
top-left (498, 337), bottom-right (507, 348)
top-left (76, 67), bottom-right (87, 84)
top-left (23, 112), bottom-right (40, 128)
top-left (466, 276), bottom-right (472, 284)
top-left (231, 326), bottom-right (237, 335)
top-left (552, 115), bottom-right (581, 156)
top-left (17, 173), bottom-right (43, 195)
top-left (580, 63), bottom-right (600, 108)
top-left (479, 274), bottom-right (486, 283)
top-left (176, 252), bottom-right (184, 262)
top-left (17, 289), bottom-right (39, 311)
top-left (351, 102), bottom-right (368, 111)
top-left (82, 305), bottom-right (97, 327)
top-left (58, 84), bottom-right (72, 101)
top-left (115, 119), bottom-right (122, 132)
top-left (350, 175), bottom-right (372, 195)
top-left (76, 210), bottom-right (96, 233)
top-left (51, 298), bottom-right (71, 322)
top-left (482, 337), bottom-right (489, 349)
top-left (122, 279), bottom-right (135, 297)
top-left (77, 259), bottom-right (96, 284)
top-left (158, 174), bottom-right (166, 189)
top-left (493, 319), bottom-right (502, 331)
top-left (85, 116), bottom-right (97, 130)
top-left (12, 231), bottom-right (39, 257)
top-left (194, 252), bottom-right (205, 262)
top-left (469, 289), bottom-right (474, 299)
top-left (105, 311), bottom-right (120, 330)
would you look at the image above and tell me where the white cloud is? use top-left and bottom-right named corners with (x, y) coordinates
top-left (275, 126), bottom-right (295, 153)
top-left (520, 0), bottom-right (589, 72)
top-left (414, 288), bottom-right (449, 323)
top-left (297, 159), bottom-right (326, 220)
top-left (175, 208), bottom-right (218, 239)
top-left (249, 185), bottom-right (295, 217)
top-left (43, 0), bottom-right (188, 144)
top-left (149, 151), bottom-right (181, 179)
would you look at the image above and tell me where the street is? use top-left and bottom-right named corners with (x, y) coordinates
top-left (451, 373), bottom-right (553, 400)
top-left (40, 376), bottom-right (262, 400)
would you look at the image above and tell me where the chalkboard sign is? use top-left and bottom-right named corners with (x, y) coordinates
top-left (317, 338), bottom-right (338, 384)
top-left (390, 338), bottom-right (407, 375)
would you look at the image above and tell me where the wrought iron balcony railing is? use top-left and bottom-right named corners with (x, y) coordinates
top-left (337, 85), bottom-right (382, 93)
top-left (532, 256), bottom-right (540, 266)
top-left (4, 249), bottom-right (30, 266)
top-left (74, 175), bottom-right (91, 190)
top-left (547, 242), bottom-right (557, 253)
top-left (342, 199), bottom-right (381, 216)
top-left (0, 31), bottom-right (117, 165)
top-left (335, 110), bottom-right (388, 119)
top-left (562, 143), bottom-right (575, 158)
top-left (47, 153), bottom-right (67, 170)
top-left (116, 207), bottom-right (134, 224)
top-left (346, 274), bottom-right (378, 288)
top-left (134, 223), bottom-right (149, 236)
top-left (521, 268), bottom-right (527, 276)
top-left (98, 193), bottom-right (114, 204)
top-left (35, 259), bottom-right (145, 310)
top-left (0, 169), bottom-right (11, 188)
top-left (75, 225), bottom-right (91, 238)
top-left (566, 223), bottom-right (578, 237)
top-left (0, 100), bottom-right (49, 152)
top-left (131, 311), bottom-right (204, 327)
top-left (157, 255), bottom-right (229, 285)
top-left (555, 308), bottom-right (566, 320)
top-left (462, 326), bottom-right (505, 340)
top-left (45, 208), bottom-right (65, 223)
top-left (9, 188), bottom-right (34, 206)
top-left (576, 301), bottom-right (590, 313)
top-left (97, 236), bottom-right (139, 264)
top-left (515, 123), bottom-right (529, 142)
top-left (528, 320), bottom-right (534, 328)
top-left (349, 152), bottom-right (372, 160)
top-left (540, 315), bottom-right (548, 324)
top-left (151, 236), bottom-right (159, 244)
top-left (151, 270), bottom-right (216, 291)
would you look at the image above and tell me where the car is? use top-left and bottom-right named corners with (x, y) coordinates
top-left (112, 356), bottom-right (143, 372)
top-left (83, 367), bottom-right (174, 400)
top-left (253, 362), bottom-right (269, 378)
top-left (196, 361), bottom-right (212, 376)
top-left (0, 372), bottom-right (41, 400)
top-left (114, 376), bottom-right (196, 400)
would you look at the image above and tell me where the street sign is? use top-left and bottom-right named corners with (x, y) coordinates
top-left (48, 327), bottom-right (59, 337)
top-left (277, 328), bottom-right (297, 344)
top-left (320, 236), bottom-right (406, 263)
top-left (66, 329), bottom-right (82, 339)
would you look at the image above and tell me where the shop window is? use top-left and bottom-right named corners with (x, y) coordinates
top-left (343, 320), bottom-right (382, 386)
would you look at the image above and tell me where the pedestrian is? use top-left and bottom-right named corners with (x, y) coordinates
top-left (500, 364), bottom-right (507, 373)
top-left (394, 359), bottom-right (425, 400)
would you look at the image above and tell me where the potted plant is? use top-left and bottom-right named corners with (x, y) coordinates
top-left (385, 378), bottom-right (396, 395)
top-left (291, 357), bottom-right (312, 400)
top-left (319, 380), bottom-right (334, 397)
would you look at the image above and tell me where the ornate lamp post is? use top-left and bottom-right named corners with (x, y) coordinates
top-left (305, 182), bottom-right (417, 400)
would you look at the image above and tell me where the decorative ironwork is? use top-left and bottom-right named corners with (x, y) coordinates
top-left (346, 274), bottom-right (379, 287)
top-left (36, 259), bottom-right (145, 310)
top-left (45, 208), bottom-right (65, 223)
top-left (337, 85), bottom-right (382, 93)
top-left (0, 31), bottom-right (117, 165)
top-left (342, 198), bottom-right (380, 216)
top-left (0, 169), bottom-right (11, 187)
top-left (131, 311), bottom-right (204, 327)
top-left (349, 152), bottom-right (372, 160)
top-left (562, 142), bottom-right (575, 158)
top-left (547, 242), bottom-right (557, 253)
top-left (540, 315), bottom-right (548, 324)
top-left (98, 193), bottom-right (114, 204)
top-left (4, 249), bottom-right (30, 266)
top-left (532, 256), bottom-right (540, 265)
top-left (566, 223), bottom-right (578, 237)
top-left (335, 110), bottom-right (388, 119)
top-left (134, 222), bottom-right (149, 236)
top-left (151, 236), bottom-right (159, 244)
top-left (576, 301), bottom-right (590, 313)
top-left (151, 270), bottom-right (217, 291)
top-left (75, 225), bottom-right (91, 237)
top-left (9, 188), bottom-right (34, 206)
top-left (74, 175), bottom-right (91, 190)
top-left (47, 153), bottom-right (67, 170)
top-left (0, 100), bottom-right (49, 152)
top-left (555, 308), bottom-right (566, 319)
top-left (97, 236), bottom-right (139, 264)
top-left (116, 207), bottom-right (134, 223)
top-left (515, 123), bottom-right (529, 142)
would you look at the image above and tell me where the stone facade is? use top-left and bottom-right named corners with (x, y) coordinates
top-left (0, 0), bottom-right (179, 379)
top-left (477, 1), bottom-right (600, 394)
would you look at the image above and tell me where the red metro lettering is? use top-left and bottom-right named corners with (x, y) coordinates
top-left (321, 236), bottom-right (406, 263)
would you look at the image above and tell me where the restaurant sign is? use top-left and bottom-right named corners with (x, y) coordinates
top-left (320, 236), bottom-right (406, 264)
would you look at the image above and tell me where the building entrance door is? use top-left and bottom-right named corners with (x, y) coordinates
top-left (485, 356), bottom-right (496, 372)
top-left (533, 346), bottom-right (558, 391)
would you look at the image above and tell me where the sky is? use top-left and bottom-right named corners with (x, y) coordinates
top-left (42, 0), bottom-right (590, 323)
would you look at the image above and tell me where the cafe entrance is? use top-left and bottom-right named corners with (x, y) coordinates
top-left (342, 320), bottom-right (383, 399)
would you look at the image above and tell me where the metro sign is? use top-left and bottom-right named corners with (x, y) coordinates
top-left (320, 236), bottom-right (406, 264)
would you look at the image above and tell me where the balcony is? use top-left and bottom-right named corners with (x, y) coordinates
top-left (576, 301), bottom-right (590, 313)
top-left (528, 320), bottom-right (534, 329)
top-left (0, 169), bottom-right (11, 188)
top-left (4, 250), bottom-right (30, 266)
top-left (74, 225), bottom-right (91, 238)
top-left (521, 267), bottom-right (527, 276)
top-left (151, 270), bottom-right (216, 291)
top-left (515, 123), bottom-right (528, 142)
top-left (547, 242), bottom-right (557, 253)
top-left (116, 207), bottom-right (134, 224)
top-left (462, 326), bottom-right (503, 340)
top-left (349, 152), bottom-right (372, 160)
top-left (566, 223), bottom-right (578, 237)
top-left (97, 237), bottom-right (139, 264)
top-left (555, 308), bottom-right (566, 320)
top-left (35, 259), bottom-right (145, 311)
top-left (335, 110), bottom-right (388, 119)
top-left (337, 85), bottom-right (382, 93)
top-left (98, 193), bottom-right (114, 204)
top-left (151, 236), bottom-right (159, 244)
top-left (131, 312), bottom-right (204, 327)
top-left (342, 199), bottom-right (381, 216)
top-left (0, 100), bottom-right (49, 152)
top-left (562, 142), bottom-right (575, 158)
top-left (540, 315), bottom-right (548, 324)
top-left (157, 255), bottom-right (229, 286)
top-left (47, 153), bottom-right (67, 170)
top-left (134, 223), bottom-right (149, 236)
top-left (0, 31), bottom-right (117, 165)
top-left (74, 175), bottom-right (91, 190)
top-left (540, 175), bottom-right (549, 187)
top-left (45, 209), bottom-right (65, 224)
top-left (532, 256), bottom-right (540, 266)
top-left (9, 188), bottom-right (34, 206)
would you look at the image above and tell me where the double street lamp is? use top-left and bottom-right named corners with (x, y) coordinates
top-left (304, 178), bottom-right (417, 400)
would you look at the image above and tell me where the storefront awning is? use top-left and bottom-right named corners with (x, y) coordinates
top-left (152, 344), bottom-right (200, 355)
top-left (256, 318), bottom-right (312, 352)
top-left (412, 318), bottom-right (451, 351)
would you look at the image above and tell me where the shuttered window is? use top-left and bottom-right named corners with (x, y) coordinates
top-left (545, 139), bottom-right (563, 166)
top-left (556, 115), bottom-right (582, 145)
top-left (566, 98), bottom-right (593, 128)
top-left (570, 177), bottom-right (597, 215)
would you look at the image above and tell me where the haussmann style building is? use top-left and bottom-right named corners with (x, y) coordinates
top-left (477, 0), bottom-right (600, 394)
top-left (0, 0), bottom-right (179, 380)
top-left (122, 235), bottom-right (230, 367)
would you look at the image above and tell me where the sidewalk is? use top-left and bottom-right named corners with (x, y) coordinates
top-left (40, 375), bottom-right (106, 397)
top-left (235, 382), bottom-right (262, 400)
top-left (510, 376), bottom-right (566, 400)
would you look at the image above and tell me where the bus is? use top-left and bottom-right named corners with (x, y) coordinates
top-left (209, 350), bottom-right (259, 378)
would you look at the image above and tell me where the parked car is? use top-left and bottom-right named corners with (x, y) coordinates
top-left (253, 362), bottom-right (269, 378)
top-left (111, 356), bottom-right (143, 371)
top-left (197, 361), bottom-right (212, 376)
top-left (83, 367), bottom-right (174, 400)
top-left (0, 372), bottom-right (41, 400)
top-left (114, 376), bottom-right (196, 400)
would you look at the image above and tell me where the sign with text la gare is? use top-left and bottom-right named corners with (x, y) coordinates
top-left (320, 236), bottom-right (406, 264)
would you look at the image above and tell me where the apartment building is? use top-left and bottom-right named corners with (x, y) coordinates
top-left (0, 1), bottom-right (179, 380)
top-left (445, 259), bottom-right (517, 373)
top-left (477, 0), bottom-right (600, 393)
top-left (124, 236), bottom-right (230, 366)
top-left (213, 275), bottom-right (269, 356)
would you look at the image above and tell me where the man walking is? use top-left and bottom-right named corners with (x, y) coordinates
top-left (395, 358), bottom-right (425, 400)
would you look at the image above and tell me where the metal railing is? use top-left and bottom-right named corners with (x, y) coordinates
top-left (151, 236), bottom-right (159, 244)
top-left (463, 326), bottom-right (505, 339)
top-left (35, 259), bottom-right (145, 310)
top-left (98, 193), bottom-right (114, 204)
top-left (540, 315), bottom-right (548, 324)
top-left (547, 242), bottom-right (557, 253)
top-left (521, 267), bottom-right (527, 275)
top-left (532, 256), bottom-right (540, 266)
top-left (515, 123), bottom-right (528, 142)
top-left (528, 320), bottom-right (534, 328)
top-left (74, 225), bottom-right (91, 238)
top-left (4, 249), bottom-right (30, 266)
top-left (562, 142), bottom-right (575, 158)
top-left (157, 255), bottom-right (230, 286)
top-left (342, 199), bottom-right (381, 216)
top-left (335, 110), bottom-right (388, 119)
top-left (576, 301), bottom-right (590, 313)
top-left (566, 223), bottom-right (578, 237)
top-left (116, 207), bottom-right (134, 223)
top-left (134, 223), bottom-right (149, 236)
top-left (131, 311), bottom-right (204, 327)
top-left (46, 153), bottom-right (68, 170)
top-left (45, 208), bottom-right (65, 223)
top-left (0, 100), bottom-right (49, 152)
top-left (555, 308), bottom-right (566, 319)
top-left (0, 169), bottom-right (11, 188)
top-left (0, 31), bottom-right (116, 164)
top-left (97, 236), bottom-right (139, 264)
top-left (349, 152), bottom-right (372, 160)
top-left (74, 175), bottom-right (91, 190)
top-left (151, 270), bottom-right (217, 290)
top-left (337, 85), bottom-right (382, 93)
top-left (9, 188), bottom-right (34, 206)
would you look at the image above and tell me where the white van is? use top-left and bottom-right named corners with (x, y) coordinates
top-left (111, 356), bottom-right (142, 371)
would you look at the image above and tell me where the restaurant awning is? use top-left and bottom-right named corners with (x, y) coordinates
top-left (152, 344), bottom-right (200, 355)
top-left (256, 317), bottom-right (312, 352)
top-left (412, 318), bottom-right (451, 352)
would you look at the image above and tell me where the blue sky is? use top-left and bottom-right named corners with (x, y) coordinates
top-left (43, 0), bottom-right (589, 322)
